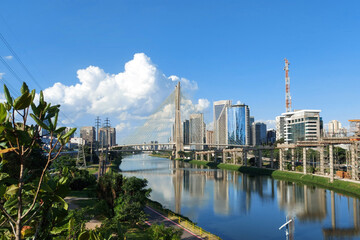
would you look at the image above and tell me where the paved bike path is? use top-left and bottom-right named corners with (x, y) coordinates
top-left (144, 206), bottom-right (203, 240)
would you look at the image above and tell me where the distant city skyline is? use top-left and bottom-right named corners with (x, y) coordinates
top-left (0, 1), bottom-right (359, 141)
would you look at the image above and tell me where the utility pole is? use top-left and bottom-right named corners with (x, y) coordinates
top-left (103, 118), bottom-right (111, 175)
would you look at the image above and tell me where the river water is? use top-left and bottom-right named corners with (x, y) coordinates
top-left (120, 154), bottom-right (360, 240)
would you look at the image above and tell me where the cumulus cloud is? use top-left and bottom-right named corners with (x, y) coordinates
top-left (3, 56), bottom-right (13, 60)
top-left (168, 75), bottom-right (198, 91)
top-left (42, 53), bottom-right (209, 143)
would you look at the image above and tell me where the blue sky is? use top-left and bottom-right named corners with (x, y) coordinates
top-left (0, 1), bottom-right (359, 140)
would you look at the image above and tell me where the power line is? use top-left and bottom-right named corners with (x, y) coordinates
top-left (0, 32), bottom-right (42, 90)
top-left (0, 31), bottom-right (77, 127)
top-left (0, 53), bottom-right (23, 85)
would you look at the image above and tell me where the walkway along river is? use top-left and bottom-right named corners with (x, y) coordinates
top-left (120, 154), bottom-right (360, 240)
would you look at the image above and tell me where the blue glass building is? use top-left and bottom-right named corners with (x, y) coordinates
top-left (227, 104), bottom-right (250, 145)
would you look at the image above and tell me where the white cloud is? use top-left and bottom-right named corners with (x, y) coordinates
top-left (195, 99), bottom-right (210, 112)
top-left (42, 53), bottom-right (208, 143)
top-left (3, 56), bottom-right (13, 60)
top-left (43, 53), bottom-right (174, 122)
top-left (116, 122), bottom-right (131, 132)
top-left (257, 119), bottom-right (276, 129)
top-left (168, 75), bottom-right (198, 91)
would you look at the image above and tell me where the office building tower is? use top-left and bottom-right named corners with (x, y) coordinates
top-left (183, 120), bottom-right (190, 145)
top-left (267, 129), bottom-right (276, 144)
top-left (249, 116), bottom-right (255, 145)
top-left (227, 104), bottom-right (251, 145)
top-left (214, 100), bottom-right (232, 145)
top-left (276, 116), bottom-right (286, 141)
top-left (80, 126), bottom-right (96, 144)
top-left (190, 113), bottom-right (205, 150)
top-left (206, 130), bottom-right (214, 145)
top-left (252, 122), bottom-right (267, 145)
top-left (328, 120), bottom-right (346, 137)
top-left (277, 110), bottom-right (322, 144)
top-left (99, 127), bottom-right (116, 147)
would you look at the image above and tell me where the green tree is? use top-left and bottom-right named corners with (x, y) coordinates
top-left (114, 176), bottom-right (150, 226)
top-left (0, 83), bottom-right (75, 239)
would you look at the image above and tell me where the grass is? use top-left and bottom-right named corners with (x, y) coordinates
top-left (68, 185), bottom-right (96, 198)
top-left (124, 228), bottom-right (149, 240)
top-left (182, 159), bottom-right (360, 199)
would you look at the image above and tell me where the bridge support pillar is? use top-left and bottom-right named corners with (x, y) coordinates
top-left (195, 153), bottom-right (198, 161)
top-left (223, 151), bottom-right (226, 163)
top-left (319, 146), bottom-right (325, 175)
top-left (291, 148), bottom-right (295, 171)
top-left (200, 153), bottom-right (204, 161)
top-left (270, 150), bottom-right (274, 169)
top-left (233, 152), bottom-right (236, 164)
top-left (258, 150), bottom-right (262, 168)
top-left (329, 144), bottom-right (334, 182)
top-left (243, 149), bottom-right (247, 166)
top-left (351, 144), bottom-right (357, 180)
top-left (279, 149), bottom-right (284, 170)
top-left (207, 152), bottom-right (211, 162)
top-left (303, 148), bottom-right (307, 174)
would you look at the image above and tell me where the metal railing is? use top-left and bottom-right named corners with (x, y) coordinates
top-left (166, 211), bottom-right (221, 240)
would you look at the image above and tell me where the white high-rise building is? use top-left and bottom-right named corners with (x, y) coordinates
top-left (328, 120), bottom-right (342, 137)
top-left (276, 110), bottom-right (322, 144)
top-left (213, 100), bottom-right (232, 145)
top-left (276, 116), bottom-right (285, 141)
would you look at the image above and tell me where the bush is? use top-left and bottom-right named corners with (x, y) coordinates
top-left (296, 165), bottom-right (303, 172)
top-left (249, 157), bottom-right (255, 166)
top-left (69, 169), bottom-right (96, 191)
top-left (286, 163), bottom-right (292, 171)
top-left (147, 224), bottom-right (182, 240)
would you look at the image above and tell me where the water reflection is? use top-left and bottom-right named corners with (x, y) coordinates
top-left (121, 154), bottom-right (360, 239)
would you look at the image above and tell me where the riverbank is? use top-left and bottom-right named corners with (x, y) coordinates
top-left (182, 159), bottom-right (360, 199)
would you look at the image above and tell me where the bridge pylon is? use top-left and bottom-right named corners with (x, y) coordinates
top-left (175, 82), bottom-right (183, 159)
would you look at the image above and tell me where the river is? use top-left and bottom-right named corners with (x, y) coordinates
top-left (120, 154), bottom-right (360, 240)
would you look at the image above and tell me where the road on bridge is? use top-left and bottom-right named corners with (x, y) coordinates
top-left (144, 206), bottom-right (204, 240)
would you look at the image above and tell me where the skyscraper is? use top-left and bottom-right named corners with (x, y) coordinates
top-left (227, 104), bottom-right (251, 145)
top-left (328, 120), bottom-right (343, 137)
top-left (213, 100), bottom-right (231, 145)
top-left (183, 120), bottom-right (190, 145)
top-left (80, 126), bottom-right (96, 144)
top-left (99, 127), bottom-right (116, 147)
top-left (190, 113), bottom-right (205, 150)
top-left (249, 116), bottom-right (255, 145)
top-left (252, 122), bottom-right (267, 145)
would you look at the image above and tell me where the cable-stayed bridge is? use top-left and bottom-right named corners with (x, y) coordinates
top-left (111, 82), bottom-right (273, 159)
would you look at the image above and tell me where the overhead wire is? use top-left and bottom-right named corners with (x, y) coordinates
top-left (0, 31), bottom-right (77, 128)
top-left (0, 32), bottom-right (42, 90)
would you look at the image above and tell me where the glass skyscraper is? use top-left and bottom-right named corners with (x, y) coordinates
top-left (227, 104), bottom-right (250, 145)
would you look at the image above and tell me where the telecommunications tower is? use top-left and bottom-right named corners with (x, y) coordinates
top-left (284, 58), bottom-right (292, 112)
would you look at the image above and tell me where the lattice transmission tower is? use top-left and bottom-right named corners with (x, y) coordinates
top-left (76, 139), bottom-right (87, 168)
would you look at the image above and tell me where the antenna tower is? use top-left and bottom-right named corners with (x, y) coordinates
top-left (284, 58), bottom-right (292, 112)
